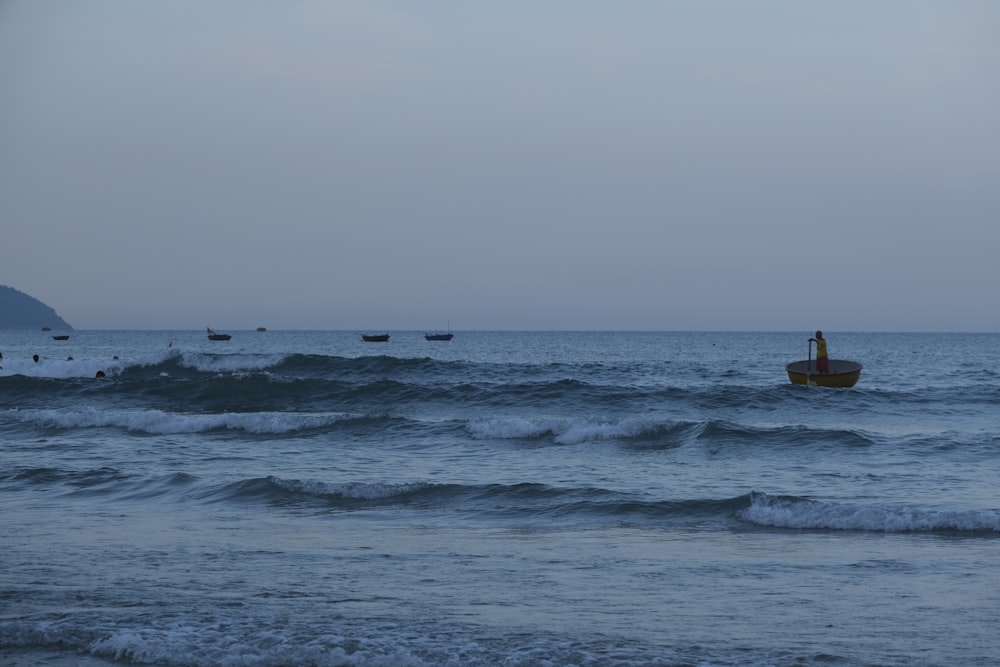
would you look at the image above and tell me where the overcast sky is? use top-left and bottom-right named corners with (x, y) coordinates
top-left (2, 1), bottom-right (998, 331)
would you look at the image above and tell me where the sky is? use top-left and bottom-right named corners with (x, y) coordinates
top-left (1, 1), bottom-right (999, 331)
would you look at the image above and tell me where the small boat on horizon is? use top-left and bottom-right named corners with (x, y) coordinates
top-left (362, 334), bottom-right (390, 342)
top-left (52, 334), bottom-right (70, 341)
top-left (425, 321), bottom-right (454, 341)
top-left (256, 327), bottom-right (267, 332)
top-left (207, 327), bottom-right (232, 341)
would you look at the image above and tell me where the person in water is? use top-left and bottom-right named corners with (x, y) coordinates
top-left (809, 330), bottom-right (829, 373)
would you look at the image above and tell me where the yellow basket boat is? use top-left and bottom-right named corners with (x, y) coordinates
top-left (786, 359), bottom-right (863, 388)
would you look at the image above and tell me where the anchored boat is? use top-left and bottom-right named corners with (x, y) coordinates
top-left (207, 327), bottom-right (232, 341)
top-left (425, 321), bottom-right (454, 341)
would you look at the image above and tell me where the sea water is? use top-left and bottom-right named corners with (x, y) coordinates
top-left (1, 330), bottom-right (998, 666)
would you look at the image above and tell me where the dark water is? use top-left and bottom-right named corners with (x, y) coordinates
top-left (1, 330), bottom-right (998, 666)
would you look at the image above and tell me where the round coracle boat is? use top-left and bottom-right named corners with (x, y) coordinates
top-left (786, 359), bottom-right (863, 388)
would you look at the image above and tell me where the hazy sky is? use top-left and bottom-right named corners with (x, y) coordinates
top-left (2, 1), bottom-right (998, 331)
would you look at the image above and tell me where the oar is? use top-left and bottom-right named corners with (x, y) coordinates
top-left (806, 338), bottom-right (815, 387)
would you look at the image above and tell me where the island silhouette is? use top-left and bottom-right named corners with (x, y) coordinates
top-left (0, 285), bottom-right (74, 330)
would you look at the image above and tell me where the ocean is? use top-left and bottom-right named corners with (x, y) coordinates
top-left (1, 330), bottom-right (998, 667)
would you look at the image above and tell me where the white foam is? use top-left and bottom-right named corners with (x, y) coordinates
top-left (467, 415), bottom-right (660, 445)
top-left (178, 351), bottom-right (287, 373)
top-left (0, 348), bottom-right (291, 379)
top-left (87, 624), bottom-right (437, 667)
top-left (3, 407), bottom-right (352, 435)
top-left (742, 492), bottom-right (1000, 532)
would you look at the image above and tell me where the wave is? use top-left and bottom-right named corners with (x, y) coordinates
top-left (242, 478), bottom-right (1000, 535)
top-left (466, 415), bottom-right (878, 449)
top-left (0, 616), bottom-right (814, 667)
top-left (1, 403), bottom-right (890, 452)
top-left (5, 463), bottom-right (998, 536)
top-left (740, 491), bottom-right (1000, 534)
top-left (5, 350), bottom-right (999, 415)
top-left (0, 353), bottom-right (585, 411)
top-left (5, 465), bottom-right (130, 488)
top-left (467, 415), bottom-right (700, 446)
top-left (1, 407), bottom-right (378, 435)
top-left (198, 477), bottom-right (754, 524)
top-left (202, 476), bottom-right (451, 506)
top-left (1, 464), bottom-right (749, 524)
top-left (3, 466), bottom-right (197, 502)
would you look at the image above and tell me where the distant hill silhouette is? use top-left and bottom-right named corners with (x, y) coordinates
top-left (0, 285), bottom-right (74, 330)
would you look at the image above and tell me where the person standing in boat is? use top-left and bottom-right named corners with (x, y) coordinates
top-left (809, 331), bottom-right (829, 373)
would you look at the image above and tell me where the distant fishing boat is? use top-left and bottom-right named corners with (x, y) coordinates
top-left (256, 327), bottom-right (267, 332)
top-left (362, 334), bottom-right (390, 342)
top-left (207, 327), bottom-right (232, 341)
top-left (425, 321), bottom-right (453, 341)
top-left (52, 335), bottom-right (70, 341)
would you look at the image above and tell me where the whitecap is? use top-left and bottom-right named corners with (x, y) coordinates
top-left (741, 492), bottom-right (1000, 533)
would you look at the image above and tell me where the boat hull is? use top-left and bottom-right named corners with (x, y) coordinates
top-left (425, 333), bottom-right (454, 341)
top-left (362, 334), bottom-right (390, 342)
top-left (786, 359), bottom-right (862, 388)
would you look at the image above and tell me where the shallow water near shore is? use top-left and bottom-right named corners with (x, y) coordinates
top-left (2, 330), bottom-right (998, 666)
